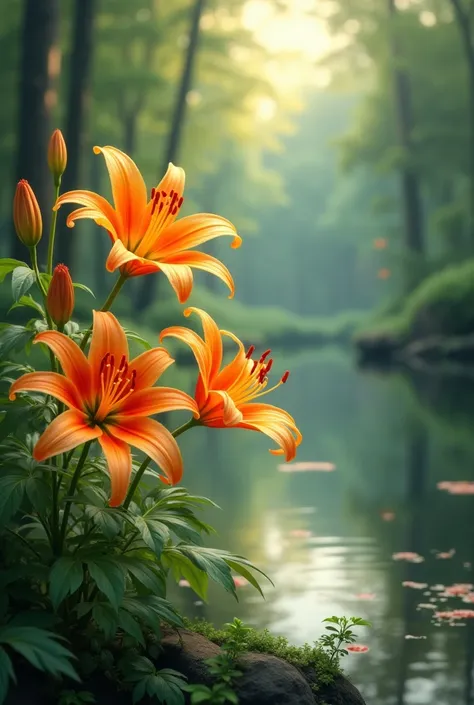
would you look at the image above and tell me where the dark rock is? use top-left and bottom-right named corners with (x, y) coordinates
top-left (236, 652), bottom-right (314, 705)
top-left (303, 667), bottom-right (366, 705)
top-left (157, 628), bottom-right (221, 687)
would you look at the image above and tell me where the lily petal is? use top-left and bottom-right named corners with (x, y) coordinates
top-left (109, 417), bottom-right (183, 485)
top-left (9, 371), bottom-right (81, 410)
top-left (33, 409), bottom-right (102, 461)
top-left (155, 214), bottom-right (241, 258)
top-left (160, 325), bottom-right (212, 393)
top-left (130, 348), bottom-right (174, 391)
top-left (93, 146), bottom-right (148, 246)
top-left (203, 390), bottom-right (243, 426)
top-left (98, 433), bottom-right (132, 507)
top-left (158, 262), bottom-right (193, 303)
top-left (88, 311), bottom-right (129, 383)
top-left (117, 387), bottom-right (199, 418)
top-left (34, 331), bottom-right (91, 399)
top-left (238, 403), bottom-right (302, 461)
top-left (105, 239), bottom-right (149, 273)
top-left (164, 251), bottom-right (234, 298)
top-left (136, 163), bottom-right (186, 253)
top-left (63, 207), bottom-right (118, 242)
top-left (213, 330), bottom-right (247, 389)
top-left (54, 189), bottom-right (121, 239)
top-left (184, 307), bottom-right (222, 380)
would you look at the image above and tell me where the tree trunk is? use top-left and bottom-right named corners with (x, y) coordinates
top-left (450, 0), bottom-right (474, 248)
top-left (56, 0), bottom-right (95, 270)
top-left (13, 0), bottom-right (60, 260)
top-left (135, 0), bottom-right (206, 311)
top-left (387, 0), bottom-right (425, 278)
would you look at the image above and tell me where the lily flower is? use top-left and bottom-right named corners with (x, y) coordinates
top-left (53, 146), bottom-right (241, 303)
top-left (9, 311), bottom-right (199, 506)
top-left (160, 307), bottom-right (302, 461)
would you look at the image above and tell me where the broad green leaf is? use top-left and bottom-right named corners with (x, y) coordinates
top-left (86, 559), bottom-right (125, 610)
top-left (49, 557), bottom-right (84, 610)
top-left (73, 282), bottom-right (95, 297)
top-left (0, 626), bottom-right (78, 681)
top-left (0, 326), bottom-right (35, 357)
top-left (0, 258), bottom-right (27, 283)
top-left (25, 476), bottom-right (51, 514)
top-left (177, 546), bottom-right (235, 596)
top-left (0, 647), bottom-right (15, 705)
top-left (136, 596), bottom-right (183, 628)
top-left (124, 329), bottom-right (152, 350)
top-left (92, 603), bottom-right (118, 640)
top-left (162, 549), bottom-right (209, 601)
top-left (0, 472), bottom-right (27, 523)
top-left (85, 505), bottom-right (121, 540)
top-left (117, 609), bottom-right (145, 646)
top-left (8, 295), bottom-right (45, 317)
top-left (11, 266), bottom-right (35, 302)
top-left (225, 559), bottom-right (266, 598)
top-left (123, 558), bottom-right (166, 596)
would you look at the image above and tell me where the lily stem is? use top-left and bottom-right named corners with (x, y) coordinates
top-left (122, 418), bottom-right (197, 510)
top-left (59, 441), bottom-right (92, 550)
top-left (80, 273), bottom-right (128, 351)
top-left (29, 246), bottom-right (56, 371)
top-left (46, 180), bottom-right (61, 275)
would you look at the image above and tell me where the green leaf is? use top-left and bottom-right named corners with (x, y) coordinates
top-left (0, 472), bottom-right (27, 523)
top-left (11, 266), bottom-right (35, 302)
top-left (92, 603), bottom-right (118, 640)
top-left (225, 560), bottom-right (265, 598)
top-left (49, 557), bottom-right (84, 610)
top-left (73, 282), bottom-right (95, 298)
top-left (162, 549), bottom-right (209, 601)
top-left (117, 609), bottom-right (145, 646)
top-left (0, 258), bottom-right (27, 284)
top-left (85, 505), bottom-right (121, 540)
top-left (124, 558), bottom-right (166, 596)
top-left (124, 329), bottom-right (152, 350)
top-left (86, 559), bottom-right (125, 611)
top-left (0, 325), bottom-right (35, 357)
top-left (0, 626), bottom-right (78, 681)
top-left (8, 295), bottom-right (45, 317)
top-left (177, 546), bottom-right (235, 596)
top-left (0, 647), bottom-right (15, 705)
top-left (25, 476), bottom-right (51, 514)
top-left (137, 596), bottom-right (183, 627)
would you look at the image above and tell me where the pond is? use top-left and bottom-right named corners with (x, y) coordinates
top-left (163, 346), bottom-right (474, 705)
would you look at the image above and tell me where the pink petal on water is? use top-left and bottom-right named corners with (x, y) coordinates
top-left (356, 593), bottom-right (376, 600)
top-left (402, 581), bottom-right (428, 590)
top-left (289, 529), bottom-right (312, 539)
top-left (179, 579), bottom-right (191, 588)
top-left (392, 552), bottom-right (424, 563)
top-left (278, 461), bottom-right (336, 473)
top-left (405, 635), bottom-right (427, 640)
top-left (233, 576), bottom-right (249, 588)
top-left (346, 645), bottom-right (369, 653)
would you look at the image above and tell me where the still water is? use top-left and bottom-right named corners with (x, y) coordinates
top-left (164, 347), bottom-right (474, 705)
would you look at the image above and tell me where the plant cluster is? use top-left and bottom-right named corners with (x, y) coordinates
top-left (0, 132), bottom-right (303, 704)
top-left (319, 616), bottom-right (371, 666)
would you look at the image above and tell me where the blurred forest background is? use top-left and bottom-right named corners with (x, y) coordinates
top-left (2, 0), bottom-right (474, 350)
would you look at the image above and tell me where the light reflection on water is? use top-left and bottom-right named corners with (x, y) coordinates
top-left (163, 348), bottom-right (474, 705)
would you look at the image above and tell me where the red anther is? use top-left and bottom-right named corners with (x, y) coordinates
top-left (118, 354), bottom-right (126, 370)
top-left (178, 196), bottom-right (184, 208)
top-left (99, 352), bottom-right (109, 375)
top-left (151, 187), bottom-right (156, 199)
top-left (250, 359), bottom-right (258, 375)
top-left (264, 359), bottom-right (273, 375)
top-left (170, 189), bottom-right (174, 198)
top-left (109, 354), bottom-right (115, 369)
top-left (130, 369), bottom-right (137, 391)
top-left (246, 345), bottom-right (255, 359)
top-left (161, 190), bottom-right (167, 198)
top-left (281, 370), bottom-right (290, 384)
top-left (259, 349), bottom-right (271, 363)
top-left (158, 202), bottom-right (164, 214)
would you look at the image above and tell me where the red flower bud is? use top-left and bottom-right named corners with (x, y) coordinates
top-left (13, 180), bottom-right (43, 247)
top-left (47, 264), bottom-right (74, 327)
top-left (48, 129), bottom-right (67, 183)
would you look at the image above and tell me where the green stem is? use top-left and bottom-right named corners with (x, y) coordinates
top-left (80, 273), bottom-right (128, 351)
top-left (122, 418), bottom-right (197, 510)
top-left (47, 181), bottom-right (61, 275)
top-left (29, 246), bottom-right (56, 371)
top-left (59, 441), bottom-right (92, 550)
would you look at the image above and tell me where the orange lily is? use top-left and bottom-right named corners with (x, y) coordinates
top-left (160, 308), bottom-right (302, 461)
top-left (9, 311), bottom-right (199, 506)
top-left (53, 146), bottom-right (241, 303)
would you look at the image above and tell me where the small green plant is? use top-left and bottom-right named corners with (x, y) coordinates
top-left (58, 691), bottom-right (96, 705)
top-left (319, 616), bottom-right (371, 665)
top-left (120, 656), bottom-right (188, 705)
top-left (184, 618), bottom-right (249, 704)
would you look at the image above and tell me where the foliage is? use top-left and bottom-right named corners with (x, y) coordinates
top-left (319, 616), bottom-right (371, 666)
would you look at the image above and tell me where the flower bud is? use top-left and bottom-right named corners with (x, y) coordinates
top-left (13, 180), bottom-right (43, 247)
top-left (47, 129), bottom-right (67, 183)
top-left (47, 264), bottom-right (74, 327)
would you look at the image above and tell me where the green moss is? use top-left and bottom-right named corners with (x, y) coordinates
top-left (184, 618), bottom-right (339, 689)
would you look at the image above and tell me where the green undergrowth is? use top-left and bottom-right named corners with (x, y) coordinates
top-left (355, 259), bottom-right (474, 344)
top-left (184, 618), bottom-right (339, 688)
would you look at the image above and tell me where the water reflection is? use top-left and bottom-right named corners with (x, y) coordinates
top-left (164, 348), bottom-right (474, 704)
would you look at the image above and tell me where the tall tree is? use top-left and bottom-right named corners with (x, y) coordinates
top-left (387, 0), bottom-right (425, 269)
top-left (136, 0), bottom-right (206, 309)
top-left (13, 0), bottom-right (60, 260)
top-left (57, 0), bottom-right (96, 270)
top-left (449, 0), bottom-right (474, 246)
